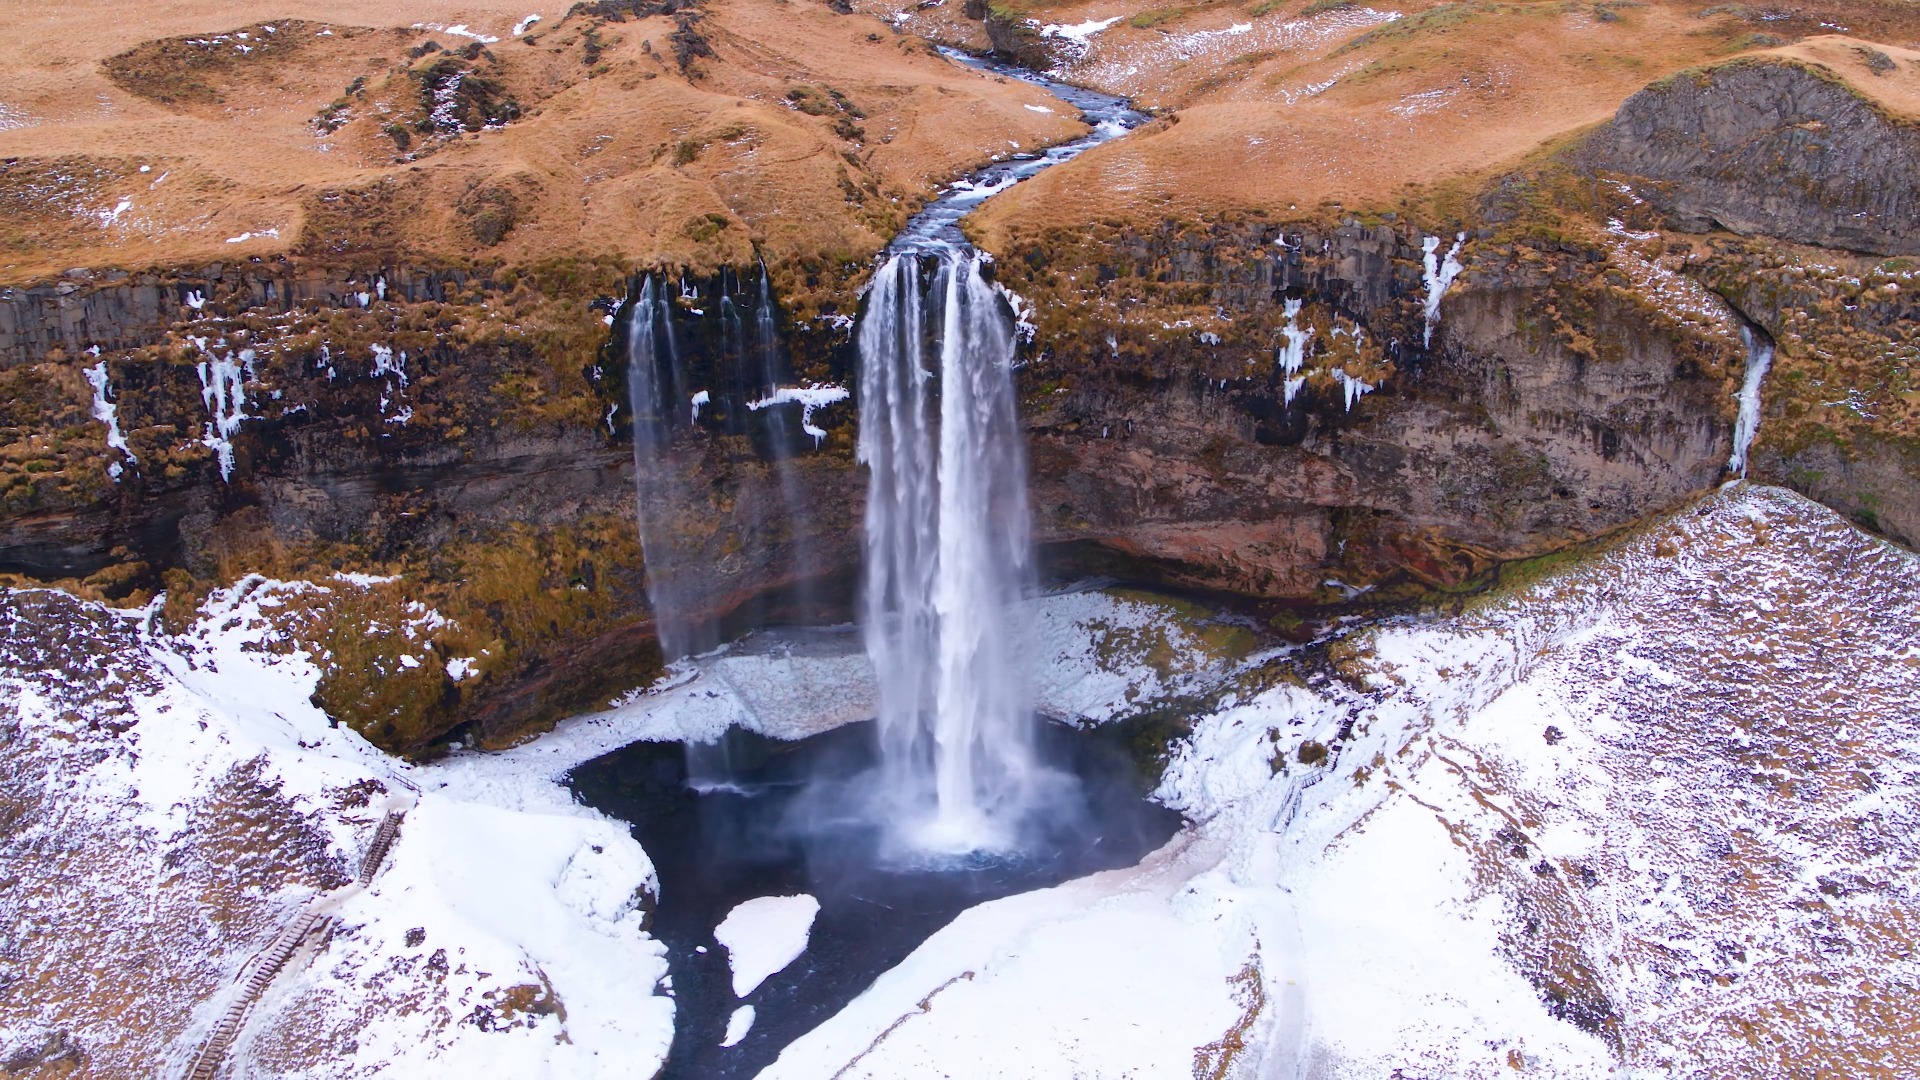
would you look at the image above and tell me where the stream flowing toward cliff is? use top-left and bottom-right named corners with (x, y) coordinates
top-left (592, 51), bottom-right (1159, 1078)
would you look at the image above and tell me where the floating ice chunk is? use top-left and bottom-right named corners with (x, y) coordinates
top-left (747, 384), bottom-right (850, 447)
top-left (1421, 232), bottom-right (1467, 348)
top-left (721, 1006), bottom-right (755, 1047)
top-left (715, 894), bottom-right (820, 998)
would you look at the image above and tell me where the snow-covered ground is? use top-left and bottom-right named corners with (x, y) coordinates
top-left (766, 484), bottom-right (1920, 1077)
top-left (3, 484), bottom-right (1914, 1077)
top-left (0, 579), bottom-right (672, 1078)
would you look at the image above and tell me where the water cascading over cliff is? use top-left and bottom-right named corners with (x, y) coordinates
top-left (626, 270), bottom-right (823, 662)
top-left (627, 276), bottom-right (712, 660)
top-left (857, 251), bottom-right (1045, 853)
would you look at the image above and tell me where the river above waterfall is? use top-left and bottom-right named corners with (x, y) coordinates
top-left (887, 49), bottom-right (1148, 253)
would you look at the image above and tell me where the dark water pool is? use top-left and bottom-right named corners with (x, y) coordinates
top-left (566, 719), bottom-right (1183, 1079)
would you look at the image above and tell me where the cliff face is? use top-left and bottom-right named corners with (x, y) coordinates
top-left (1577, 53), bottom-right (1920, 548)
top-left (999, 219), bottom-right (1742, 600)
top-left (0, 256), bottom-right (861, 752)
top-left (7, 30), bottom-right (1920, 753)
top-left (0, 218), bottom-right (1747, 748)
top-left (1581, 58), bottom-right (1920, 256)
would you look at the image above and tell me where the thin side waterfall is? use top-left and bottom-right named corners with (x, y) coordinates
top-left (756, 268), bottom-right (819, 597)
top-left (858, 250), bottom-right (1043, 852)
top-left (1729, 323), bottom-right (1775, 478)
top-left (626, 275), bottom-right (717, 661)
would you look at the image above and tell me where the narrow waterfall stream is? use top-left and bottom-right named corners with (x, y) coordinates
top-left (576, 52), bottom-right (1166, 1079)
top-left (1729, 322), bottom-right (1776, 478)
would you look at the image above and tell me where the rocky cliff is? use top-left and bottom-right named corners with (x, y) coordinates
top-left (1581, 57), bottom-right (1920, 256)
top-left (993, 216), bottom-right (1743, 600)
top-left (1582, 57), bottom-right (1912, 255)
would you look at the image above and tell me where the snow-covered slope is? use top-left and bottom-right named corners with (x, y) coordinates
top-left (0, 578), bottom-right (671, 1078)
top-left (767, 484), bottom-right (1920, 1077)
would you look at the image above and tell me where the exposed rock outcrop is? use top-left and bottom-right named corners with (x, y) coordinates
top-left (997, 219), bottom-right (1743, 600)
top-left (1581, 58), bottom-right (1920, 256)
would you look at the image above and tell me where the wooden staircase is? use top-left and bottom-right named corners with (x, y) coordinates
top-left (183, 803), bottom-right (407, 1079)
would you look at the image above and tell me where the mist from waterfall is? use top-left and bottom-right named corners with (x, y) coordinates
top-left (857, 250), bottom-right (1052, 854)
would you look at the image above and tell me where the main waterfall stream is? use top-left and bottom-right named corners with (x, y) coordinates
top-left (576, 51), bottom-right (1161, 1078)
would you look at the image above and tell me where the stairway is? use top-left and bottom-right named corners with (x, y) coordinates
top-left (183, 802), bottom-right (407, 1079)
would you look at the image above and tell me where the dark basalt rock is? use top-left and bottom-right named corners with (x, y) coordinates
top-left (1580, 57), bottom-right (1920, 256)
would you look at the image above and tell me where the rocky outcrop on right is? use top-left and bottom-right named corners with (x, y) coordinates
top-left (1581, 57), bottom-right (1920, 256)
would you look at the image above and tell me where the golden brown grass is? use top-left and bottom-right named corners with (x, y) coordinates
top-left (0, 0), bottom-right (1083, 284)
top-left (968, 0), bottom-right (1920, 248)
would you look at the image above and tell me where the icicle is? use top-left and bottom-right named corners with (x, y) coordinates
top-left (85, 360), bottom-right (137, 478)
top-left (1422, 232), bottom-right (1467, 348)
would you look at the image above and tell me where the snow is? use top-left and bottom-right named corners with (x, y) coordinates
top-left (1037, 16), bottom-right (1122, 65)
top-left (511, 14), bottom-right (542, 36)
top-left (10, 464), bottom-right (1913, 1077)
top-left (722, 1005), bottom-right (756, 1047)
top-left (765, 484), bottom-right (1920, 1077)
top-left (413, 22), bottom-right (499, 44)
top-left (747, 383), bottom-right (850, 446)
top-left (716, 895), bottom-right (821, 998)
top-left (690, 388), bottom-right (710, 422)
top-left (0, 574), bottom-right (677, 1077)
top-left (1070, 8), bottom-right (1398, 96)
top-left (1422, 232), bottom-right (1467, 347)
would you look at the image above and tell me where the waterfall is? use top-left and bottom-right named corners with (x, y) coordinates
top-left (756, 268), bottom-right (819, 598)
top-left (627, 275), bottom-right (716, 661)
top-left (858, 250), bottom-right (1041, 852)
top-left (1729, 323), bottom-right (1775, 478)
